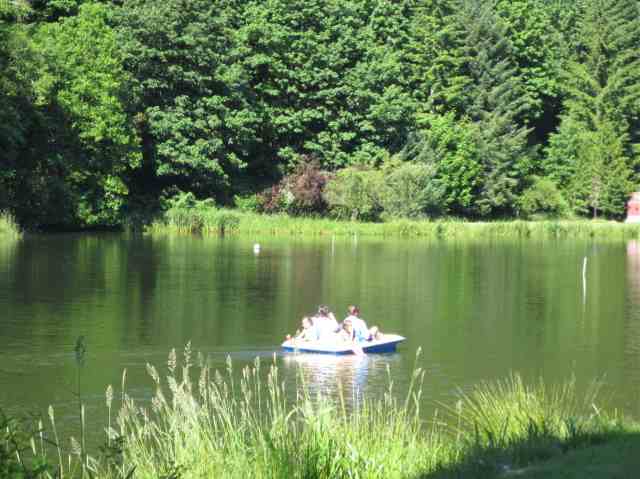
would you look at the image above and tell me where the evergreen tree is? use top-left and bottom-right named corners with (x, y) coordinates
top-left (339, 0), bottom-right (421, 164)
top-left (545, 0), bottom-right (640, 217)
top-left (494, 0), bottom-right (571, 141)
top-left (422, 0), bottom-right (473, 116)
top-left (566, 0), bottom-right (640, 141)
top-left (568, 120), bottom-right (632, 218)
top-left (401, 113), bottom-right (483, 216)
top-left (422, 0), bottom-right (533, 216)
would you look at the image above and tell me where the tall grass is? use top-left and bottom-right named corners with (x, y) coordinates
top-left (146, 206), bottom-right (240, 235)
top-left (147, 208), bottom-right (640, 239)
top-left (436, 374), bottom-right (629, 476)
top-left (104, 347), bottom-right (440, 479)
top-left (94, 347), bottom-right (635, 479)
top-left (4, 346), bottom-right (638, 478)
top-left (0, 211), bottom-right (21, 238)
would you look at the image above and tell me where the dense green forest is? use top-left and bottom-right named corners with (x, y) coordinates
top-left (1, 0), bottom-right (639, 229)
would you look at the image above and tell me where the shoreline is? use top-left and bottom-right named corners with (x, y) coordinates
top-left (144, 209), bottom-right (640, 239)
top-left (9, 209), bottom-right (640, 240)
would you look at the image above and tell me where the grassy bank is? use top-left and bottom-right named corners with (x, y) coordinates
top-left (6, 347), bottom-right (639, 479)
top-left (0, 211), bottom-right (21, 238)
top-left (500, 433), bottom-right (640, 478)
top-left (146, 207), bottom-right (640, 239)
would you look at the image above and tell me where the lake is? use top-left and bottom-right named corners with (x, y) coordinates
top-left (1, 233), bottom-right (640, 442)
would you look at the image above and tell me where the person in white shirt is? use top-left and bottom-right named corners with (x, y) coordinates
top-left (313, 305), bottom-right (339, 340)
top-left (295, 316), bottom-right (317, 341)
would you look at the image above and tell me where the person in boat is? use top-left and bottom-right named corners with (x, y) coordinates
top-left (285, 316), bottom-right (316, 342)
top-left (313, 305), bottom-right (339, 340)
top-left (344, 305), bottom-right (383, 341)
top-left (344, 305), bottom-right (369, 342)
top-left (338, 317), bottom-right (356, 343)
top-left (368, 325), bottom-right (383, 341)
top-left (295, 316), bottom-right (318, 341)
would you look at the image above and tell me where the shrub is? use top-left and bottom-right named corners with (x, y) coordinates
top-left (323, 167), bottom-right (384, 221)
top-left (379, 159), bottom-right (445, 219)
top-left (233, 194), bottom-right (261, 213)
top-left (0, 409), bottom-right (53, 478)
top-left (405, 113), bottom-right (483, 216)
top-left (164, 191), bottom-right (215, 211)
top-left (282, 158), bottom-right (329, 215)
top-left (162, 191), bottom-right (217, 233)
top-left (256, 159), bottom-right (329, 216)
top-left (214, 211), bottom-right (240, 234)
top-left (258, 184), bottom-right (286, 214)
top-left (518, 176), bottom-right (569, 219)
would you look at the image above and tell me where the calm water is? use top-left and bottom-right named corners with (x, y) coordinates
top-left (2, 234), bottom-right (640, 440)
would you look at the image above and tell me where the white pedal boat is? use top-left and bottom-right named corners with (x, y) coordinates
top-left (281, 334), bottom-right (405, 355)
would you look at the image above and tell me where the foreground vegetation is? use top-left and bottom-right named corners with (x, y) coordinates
top-left (2, 1), bottom-right (639, 229)
top-left (501, 435), bottom-right (640, 479)
top-left (0, 211), bottom-right (21, 238)
top-left (3, 346), bottom-right (640, 479)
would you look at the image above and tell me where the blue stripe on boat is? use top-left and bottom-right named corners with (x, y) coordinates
top-left (281, 335), bottom-right (405, 355)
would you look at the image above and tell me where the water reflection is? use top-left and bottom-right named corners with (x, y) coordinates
top-left (281, 353), bottom-right (402, 406)
top-left (3, 235), bottom-right (640, 438)
top-left (626, 240), bottom-right (640, 303)
top-left (623, 241), bottom-right (640, 414)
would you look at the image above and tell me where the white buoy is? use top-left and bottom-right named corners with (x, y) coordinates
top-left (582, 256), bottom-right (587, 304)
top-left (253, 243), bottom-right (261, 254)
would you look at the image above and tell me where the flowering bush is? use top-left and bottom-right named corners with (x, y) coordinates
top-left (283, 159), bottom-right (329, 215)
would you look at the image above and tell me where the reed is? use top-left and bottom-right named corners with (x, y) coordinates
top-left (95, 347), bottom-right (636, 479)
top-left (0, 211), bottom-right (21, 238)
top-left (147, 208), bottom-right (640, 239)
top-left (434, 374), bottom-right (631, 477)
top-left (146, 206), bottom-right (240, 235)
top-left (102, 348), bottom-right (439, 479)
top-left (4, 347), bottom-right (639, 479)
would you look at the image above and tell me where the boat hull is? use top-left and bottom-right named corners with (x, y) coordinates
top-left (281, 334), bottom-right (405, 355)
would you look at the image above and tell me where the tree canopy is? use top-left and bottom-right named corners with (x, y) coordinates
top-left (1, 0), bottom-right (639, 228)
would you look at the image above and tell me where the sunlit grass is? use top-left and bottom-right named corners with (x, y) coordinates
top-left (0, 211), bottom-right (21, 238)
top-left (95, 347), bottom-right (636, 479)
top-left (5, 346), bottom-right (639, 479)
top-left (434, 374), bottom-right (633, 477)
top-left (146, 207), bottom-right (240, 235)
top-left (104, 348), bottom-right (438, 479)
top-left (146, 208), bottom-right (640, 239)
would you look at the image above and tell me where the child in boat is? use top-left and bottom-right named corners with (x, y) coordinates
top-left (367, 325), bottom-right (383, 341)
top-left (296, 316), bottom-right (317, 341)
top-left (345, 305), bottom-right (369, 342)
top-left (286, 316), bottom-right (317, 342)
top-left (313, 305), bottom-right (339, 340)
top-left (337, 317), bottom-right (356, 343)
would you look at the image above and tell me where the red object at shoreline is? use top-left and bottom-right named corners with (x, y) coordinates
top-left (626, 192), bottom-right (640, 223)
